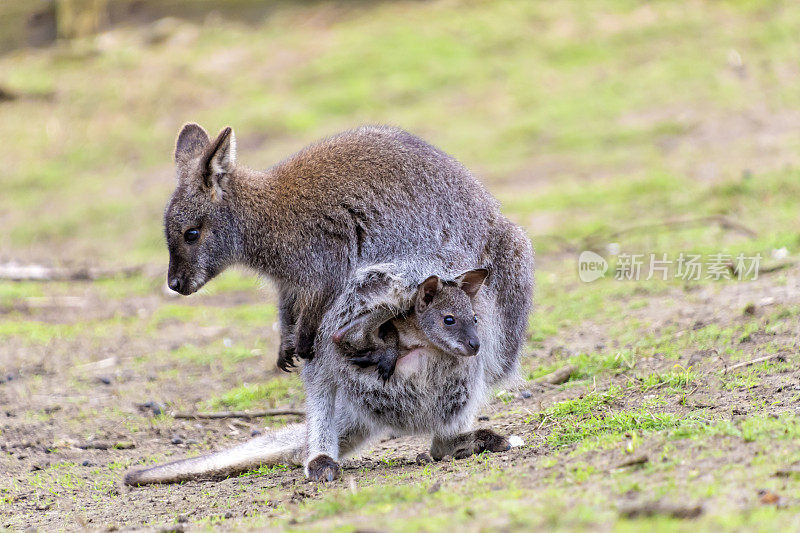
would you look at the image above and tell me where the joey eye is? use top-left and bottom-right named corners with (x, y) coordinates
top-left (473, 314), bottom-right (478, 324)
top-left (443, 315), bottom-right (456, 326)
top-left (184, 228), bottom-right (200, 243)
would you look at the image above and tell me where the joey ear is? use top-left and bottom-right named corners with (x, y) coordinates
top-left (455, 268), bottom-right (489, 299)
top-left (175, 123), bottom-right (210, 164)
top-left (201, 126), bottom-right (237, 196)
top-left (415, 275), bottom-right (443, 313)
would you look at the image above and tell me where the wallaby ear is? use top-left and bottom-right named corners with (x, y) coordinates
top-left (416, 275), bottom-right (443, 313)
top-left (455, 268), bottom-right (489, 299)
top-left (174, 123), bottom-right (210, 164)
top-left (201, 126), bottom-right (237, 196)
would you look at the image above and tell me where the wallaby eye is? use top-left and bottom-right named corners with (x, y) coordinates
top-left (473, 314), bottom-right (478, 324)
top-left (184, 228), bottom-right (200, 244)
top-left (443, 315), bottom-right (456, 326)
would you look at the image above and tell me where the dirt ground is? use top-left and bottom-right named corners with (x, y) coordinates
top-left (3, 259), bottom-right (800, 531)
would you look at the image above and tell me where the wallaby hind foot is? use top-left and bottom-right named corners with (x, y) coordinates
top-left (306, 454), bottom-right (340, 482)
top-left (430, 429), bottom-right (511, 461)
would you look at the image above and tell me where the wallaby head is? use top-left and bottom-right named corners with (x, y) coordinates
top-left (164, 123), bottom-right (242, 295)
top-left (414, 268), bottom-right (489, 357)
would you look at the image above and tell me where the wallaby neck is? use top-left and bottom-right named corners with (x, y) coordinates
top-left (394, 312), bottom-right (427, 350)
top-left (227, 166), bottom-right (289, 279)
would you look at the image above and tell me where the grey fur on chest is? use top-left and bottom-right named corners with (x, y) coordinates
top-left (338, 354), bottom-right (481, 434)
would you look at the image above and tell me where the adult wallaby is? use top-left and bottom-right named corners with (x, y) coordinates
top-left (163, 124), bottom-right (532, 377)
top-left (334, 269), bottom-right (489, 382)
top-left (124, 266), bottom-right (509, 486)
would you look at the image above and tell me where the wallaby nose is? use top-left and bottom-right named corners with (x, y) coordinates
top-left (168, 278), bottom-right (181, 293)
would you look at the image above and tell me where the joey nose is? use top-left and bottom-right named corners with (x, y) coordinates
top-left (468, 338), bottom-right (480, 355)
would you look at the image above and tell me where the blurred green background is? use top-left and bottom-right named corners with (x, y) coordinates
top-left (2, 0), bottom-right (799, 270)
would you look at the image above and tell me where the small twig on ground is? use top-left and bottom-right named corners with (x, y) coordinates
top-left (0, 262), bottom-right (143, 282)
top-left (531, 381), bottom-right (559, 390)
top-left (724, 353), bottom-right (784, 374)
top-left (713, 349), bottom-right (727, 374)
top-left (536, 365), bottom-right (577, 385)
top-left (757, 260), bottom-right (799, 275)
top-left (685, 403), bottom-right (714, 409)
top-left (774, 465), bottom-right (800, 478)
top-left (611, 454), bottom-right (649, 470)
top-left (536, 416), bottom-right (550, 431)
top-left (0, 85), bottom-right (53, 102)
top-left (172, 409), bottom-right (305, 419)
top-left (618, 500), bottom-right (703, 519)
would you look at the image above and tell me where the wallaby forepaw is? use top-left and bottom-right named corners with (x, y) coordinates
top-left (306, 455), bottom-right (340, 482)
top-left (474, 429), bottom-right (511, 453)
top-left (277, 346), bottom-right (297, 372)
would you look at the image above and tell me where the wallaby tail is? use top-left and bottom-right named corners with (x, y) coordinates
top-left (123, 423), bottom-right (307, 486)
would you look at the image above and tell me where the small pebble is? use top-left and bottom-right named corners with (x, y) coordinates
top-left (171, 437), bottom-right (183, 445)
top-left (477, 415), bottom-right (489, 422)
top-left (184, 439), bottom-right (200, 445)
top-left (137, 401), bottom-right (164, 416)
top-left (82, 460), bottom-right (91, 467)
top-left (96, 376), bottom-right (112, 385)
top-left (251, 430), bottom-right (262, 437)
top-left (508, 435), bottom-right (525, 447)
top-left (519, 390), bottom-right (532, 399)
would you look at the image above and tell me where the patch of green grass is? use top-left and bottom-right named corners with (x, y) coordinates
top-left (542, 386), bottom-right (624, 420)
top-left (529, 385), bottom-right (691, 451)
top-left (93, 273), bottom-right (163, 299)
top-left (720, 370), bottom-right (763, 390)
top-left (670, 413), bottom-right (800, 443)
top-left (170, 340), bottom-right (262, 367)
top-left (240, 463), bottom-right (292, 478)
top-left (526, 350), bottom-right (635, 384)
top-left (0, 281), bottom-right (45, 305)
top-left (0, 314), bottom-right (132, 344)
top-left (638, 365), bottom-right (697, 393)
top-left (553, 408), bottom-right (684, 450)
top-left (149, 302), bottom-right (277, 330)
top-left (209, 375), bottom-right (304, 410)
top-left (303, 483), bottom-right (430, 521)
